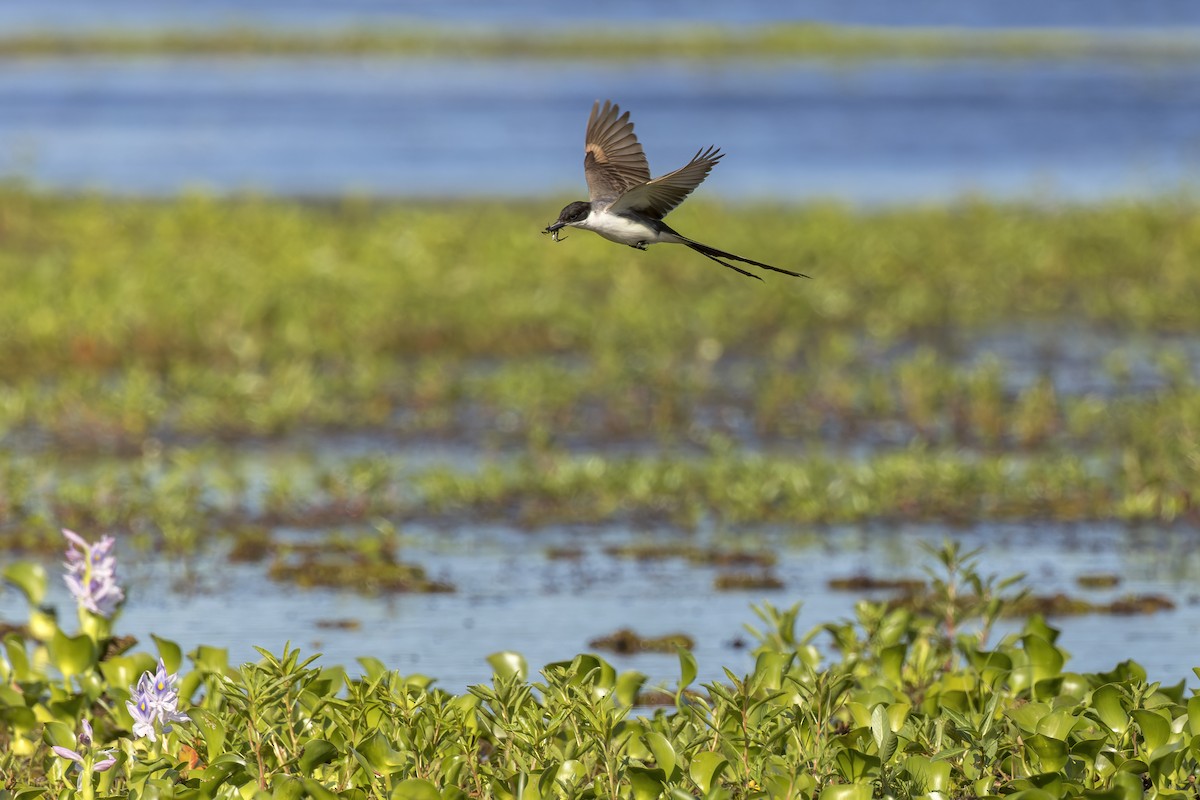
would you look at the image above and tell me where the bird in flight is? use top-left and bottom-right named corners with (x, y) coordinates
top-left (543, 100), bottom-right (808, 281)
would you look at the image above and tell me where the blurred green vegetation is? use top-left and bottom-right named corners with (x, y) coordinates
top-left (0, 186), bottom-right (1197, 543)
top-left (0, 24), bottom-right (1198, 61)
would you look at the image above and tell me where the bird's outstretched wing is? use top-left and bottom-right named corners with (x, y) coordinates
top-left (584, 100), bottom-right (651, 203)
top-left (609, 146), bottom-right (723, 219)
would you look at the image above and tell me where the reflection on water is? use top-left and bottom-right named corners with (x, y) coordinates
top-left (0, 58), bottom-right (1198, 202)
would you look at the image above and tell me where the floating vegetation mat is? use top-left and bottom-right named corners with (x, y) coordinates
top-left (1, 24), bottom-right (1198, 62)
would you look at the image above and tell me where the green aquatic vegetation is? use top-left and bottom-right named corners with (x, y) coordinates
top-left (586, 628), bottom-right (696, 655)
top-left (0, 23), bottom-right (1198, 61)
top-left (2, 191), bottom-right (1200, 456)
top-left (0, 442), bottom-right (1196, 551)
top-left (265, 529), bottom-right (453, 594)
top-left (5, 542), bottom-right (1200, 798)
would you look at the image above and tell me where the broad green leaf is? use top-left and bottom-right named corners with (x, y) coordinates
top-left (819, 783), bottom-right (873, 800)
top-left (880, 643), bottom-right (906, 686)
top-left (100, 654), bottom-right (155, 694)
top-left (752, 651), bottom-right (784, 692)
top-left (390, 779), bottom-right (440, 800)
top-left (299, 738), bottom-right (338, 774)
top-left (1005, 788), bottom-right (1058, 800)
top-left (615, 670), bottom-right (646, 707)
top-left (2, 563), bottom-right (47, 606)
top-left (49, 628), bottom-right (97, 678)
top-left (627, 766), bottom-right (666, 800)
top-left (190, 644), bottom-right (229, 673)
top-left (1008, 701), bottom-right (1050, 734)
top-left (678, 647), bottom-right (697, 691)
top-left (355, 730), bottom-right (406, 770)
top-left (1092, 684), bottom-right (1130, 735)
top-left (150, 635), bottom-right (183, 674)
top-left (272, 775), bottom-right (305, 800)
top-left (1022, 634), bottom-right (1064, 688)
top-left (3, 634), bottom-right (31, 681)
top-left (689, 751), bottom-right (728, 795)
top-left (1036, 709), bottom-right (1078, 741)
top-left (835, 748), bottom-right (881, 782)
top-left (486, 651), bottom-right (527, 682)
top-left (1131, 709), bottom-right (1172, 752)
top-left (1026, 734), bottom-right (1069, 772)
top-left (1188, 695), bottom-right (1200, 737)
top-left (300, 778), bottom-right (342, 800)
top-left (904, 755), bottom-right (951, 792)
top-left (643, 732), bottom-right (677, 779)
top-left (357, 656), bottom-right (388, 682)
top-left (557, 760), bottom-right (586, 784)
top-left (42, 720), bottom-right (76, 750)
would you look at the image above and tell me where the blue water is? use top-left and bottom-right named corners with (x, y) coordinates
top-left (3, 518), bottom-right (1197, 691)
top-left (1, 58), bottom-right (1198, 202)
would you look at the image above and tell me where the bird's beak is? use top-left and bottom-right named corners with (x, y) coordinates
top-left (544, 220), bottom-right (565, 233)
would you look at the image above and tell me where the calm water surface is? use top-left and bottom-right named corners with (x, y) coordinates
top-left (1, 58), bottom-right (1198, 202)
top-left (4, 517), bottom-right (1196, 691)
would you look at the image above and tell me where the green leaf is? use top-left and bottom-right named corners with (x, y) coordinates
top-left (819, 783), bottom-right (873, 800)
top-left (188, 708), bottom-right (227, 760)
top-left (1131, 709), bottom-right (1172, 753)
top-left (615, 670), bottom-right (646, 707)
top-left (390, 779), bottom-right (440, 800)
top-left (300, 778), bottom-right (342, 800)
top-left (3, 634), bottom-right (31, 681)
top-left (1022, 634), bottom-right (1065, 689)
top-left (1026, 734), bottom-right (1069, 772)
top-left (1092, 684), bottom-right (1130, 735)
top-left (870, 705), bottom-right (897, 763)
top-left (643, 731), bottom-right (677, 779)
top-left (150, 635), bottom-right (183, 673)
top-left (1188, 695), bottom-right (1200, 737)
top-left (49, 628), bottom-right (98, 678)
top-left (1036, 709), bottom-right (1078, 741)
top-left (42, 720), bottom-right (76, 750)
top-left (299, 738), bottom-right (338, 774)
top-left (678, 647), bottom-right (697, 691)
top-left (486, 651), bottom-right (527, 682)
top-left (904, 755), bottom-right (951, 792)
top-left (627, 766), bottom-right (666, 800)
top-left (190, 644), bottom-right (229, 673)
top-left (197, 753), bottom-right (247, 794)
top-left (880, 643), bottom-right (906, 686)
top-left (751, 650), bottom-right (784, 692)
top-left (357, 656), bottom-right (388, 682)
top-left (835, 748), bottom-right (881, 782)
top-left (689, 752), bottom-right (728, 795)
top-left (355, 730), bottom-right (406, 771)
top-left (2, 562), bottom-right (47, 607)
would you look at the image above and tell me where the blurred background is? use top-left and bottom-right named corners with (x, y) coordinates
top-left (3, 2), bottom-right (1200, 691)
top-left (2, 1), bottom-right (1199, 201)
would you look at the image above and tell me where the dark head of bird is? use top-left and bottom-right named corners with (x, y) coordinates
top-left (543, 201), bottom-right (591, 241)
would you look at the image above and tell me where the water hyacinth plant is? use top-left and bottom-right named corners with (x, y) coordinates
top-left (51, 718), bottom-right (117, 800)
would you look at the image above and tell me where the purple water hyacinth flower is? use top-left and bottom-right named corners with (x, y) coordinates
top-left (127, 659), bottom-right (190, 741)
top-left (52, 719), bottom-right (117, 772)
top-left (62, 529), bottom-right (125, 618)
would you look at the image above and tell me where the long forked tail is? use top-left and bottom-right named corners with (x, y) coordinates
top-left (677, 236), bottom-right (810, 281)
